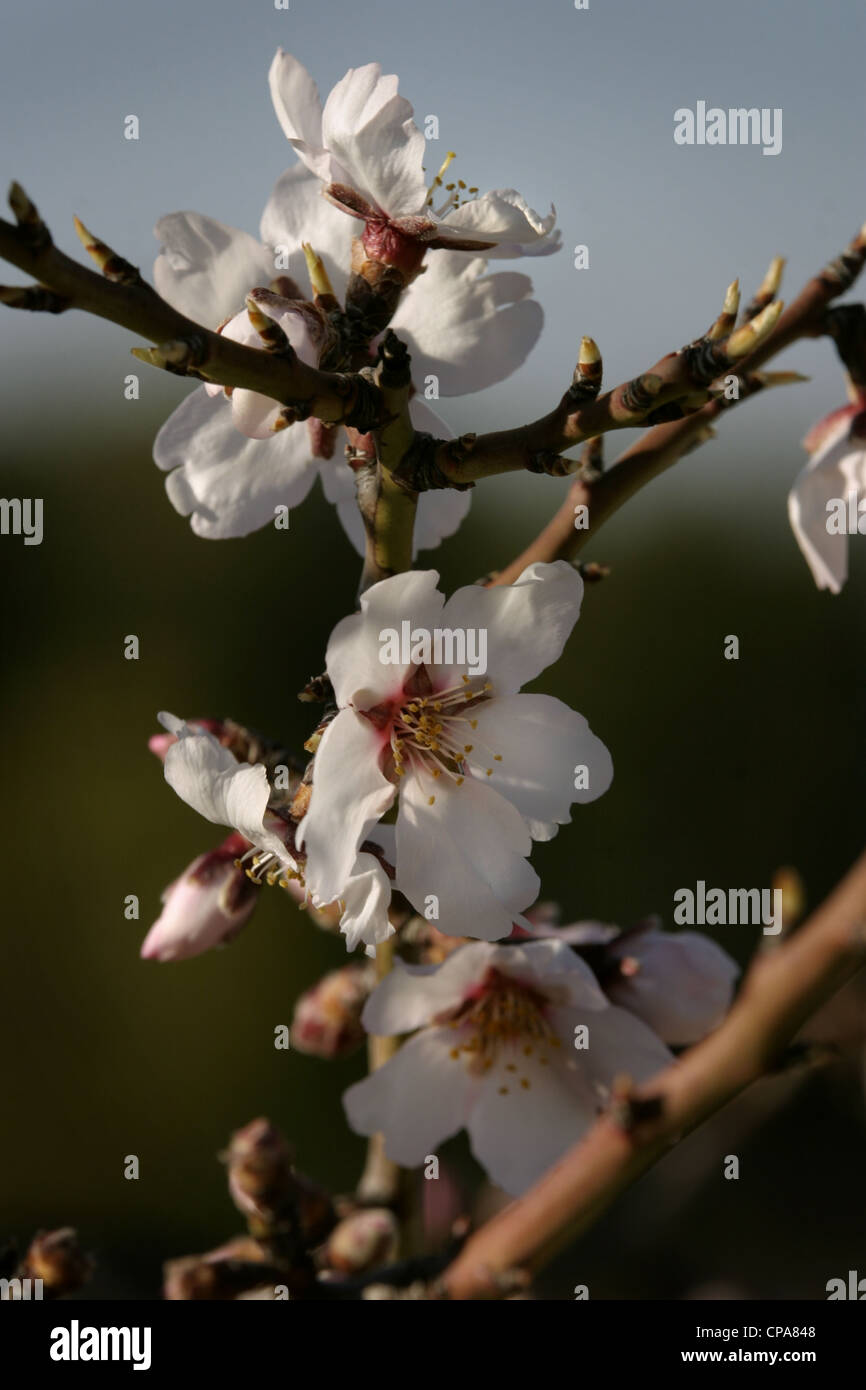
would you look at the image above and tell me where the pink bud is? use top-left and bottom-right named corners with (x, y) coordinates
top-left (140, 833), bottom-right (257, 962)
top-left (291, 963), bottom-right (375, 1059)
top-left (326, 1208), bottom-right (398, 1273)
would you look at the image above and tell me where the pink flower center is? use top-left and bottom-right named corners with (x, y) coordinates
top-left (443, 969), bottom-right (561, 1085)
top-left (365, 670), bottom-right (500, 803)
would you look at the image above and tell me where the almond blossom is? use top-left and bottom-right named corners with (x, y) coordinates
top-left (268, 51), bottom-right (561, 271)
top-left (155, 713), bottom-right (396, 955)
top-left (298, 562), bottom-right (614, 944)
top-left (787, 398), bottom-right (866, 592)
top-left (343, 939), bottom-right (673, 1195)
top-left (153, 166), bottom-right (542, 552)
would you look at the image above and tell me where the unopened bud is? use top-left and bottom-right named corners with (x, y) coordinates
top-left (326, 1208), bottom-right (398, 1274)
top-left (292, 962), bottom-right (376, 1059)
top-left (140, 834), bottom-right (258, 962)
top-left (21, 1228), bottom-right (91, 1296)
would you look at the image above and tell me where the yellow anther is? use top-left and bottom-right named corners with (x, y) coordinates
top-left (425, 151), bottom-right (458, 203)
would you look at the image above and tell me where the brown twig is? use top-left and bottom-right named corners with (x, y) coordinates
top-left (0, 184), bottom-right (382, 430)
top-left (440, 848), bottom-right (866, 1299)
top-left (489, 222), bottom-right (866, 585)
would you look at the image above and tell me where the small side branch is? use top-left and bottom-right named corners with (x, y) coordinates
top-left (0, 184), bottom-right (382, 430)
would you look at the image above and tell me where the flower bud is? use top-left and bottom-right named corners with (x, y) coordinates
top-left (163, 1237), bottom-right (271, 1301)
top-left (140, 833), bottom-right (258, 962)
top-left (325, 1208), bottom-right (398, 1274)
top-left (291, 962), bottom-right (375, 1059)
top-left (20, 1227), bottom-right (92, 1296)
top-left (226, 1118), bottom-right (295, 1225)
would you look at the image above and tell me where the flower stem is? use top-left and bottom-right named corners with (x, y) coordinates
top-left (357, 937), bottom-right (402, 1204)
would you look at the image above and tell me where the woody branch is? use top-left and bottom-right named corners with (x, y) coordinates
top-left (0, 184), bottom-right (383, 432)
top-left (491, 223), bottom-right (866, 585)
top-left (7, 184), bottom-right (862, 507)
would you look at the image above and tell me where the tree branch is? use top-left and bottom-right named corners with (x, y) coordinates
top-left (0, 184), bottom-right (383, 431)
top-left (440, 848), bottom-right (866, 1299)
top-left (490, 221), bottom-right (866, 584)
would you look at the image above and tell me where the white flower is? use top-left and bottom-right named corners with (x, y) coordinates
top-left (551, 919), bottom-right (740, 1045)
top-left (343, 939), bottom-right (672, 1195)
top-left (298, 562), bottom-right (613, 944)
top-left (268, 50), bottom-right (560, 264)
top-left (787, 401), bottom-right (866, 593)
top-left (156, 713), bottom-right (396, 955)
top-left (140, 833), bottom-right (258, 963)
top-left (153, 165), bottom-right (542, 552)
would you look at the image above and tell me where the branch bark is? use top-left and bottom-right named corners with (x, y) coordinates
top-left (440, 848), bottom-right (866, 1299)
top-left (490, 222), bottom-right (866, 584)
top-left (0, 187), bottom-right (382, 430)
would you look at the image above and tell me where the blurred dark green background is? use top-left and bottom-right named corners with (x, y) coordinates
top-left (2, 368), bottom-right (864, 1299)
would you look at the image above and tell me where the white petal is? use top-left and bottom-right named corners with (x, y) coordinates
top-left (343, 1026), bottom-right (476, 1165)
top-left (361, 942), bottom-right (498, 1035)
top-left (607, 930), bottom-right (740, 1045)
top-left (153, 212), bottom-right (272, 327)
top-left (337, 852), bottom-right (395, 954)
top-left (549, 1002), bottom-right (673, 1090)
top-left (494, 938), bottom-right (608, 1011)
top-left (788, 416), bottom-right (866, 593)
top-left (267, 49), bottom-right (326, 167)
top-left (469, 692), bottom-right (613, 825)
top-left (154, 386), bottom-right (319, 538)
top-left (260, 164), bottom-right (353, 305)
top-left (321, 63), bottom-right (427, 218)
top-left (160, 716), bottom-right (293, 866)
top-left (297, 709), bottom-right (395, 903)
top-left (390, 253), bottom-right (543, 394)
top-left (467, 1050), bottom-right (597, 1195)
top-left (396, 772), bottom-right (539, 941)
top-left (437, 560), bottom-right (584, 695)
top-left (325, 569), bottom-right (446, 707)
top-left (437, 189), bottom-right (559, 256)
